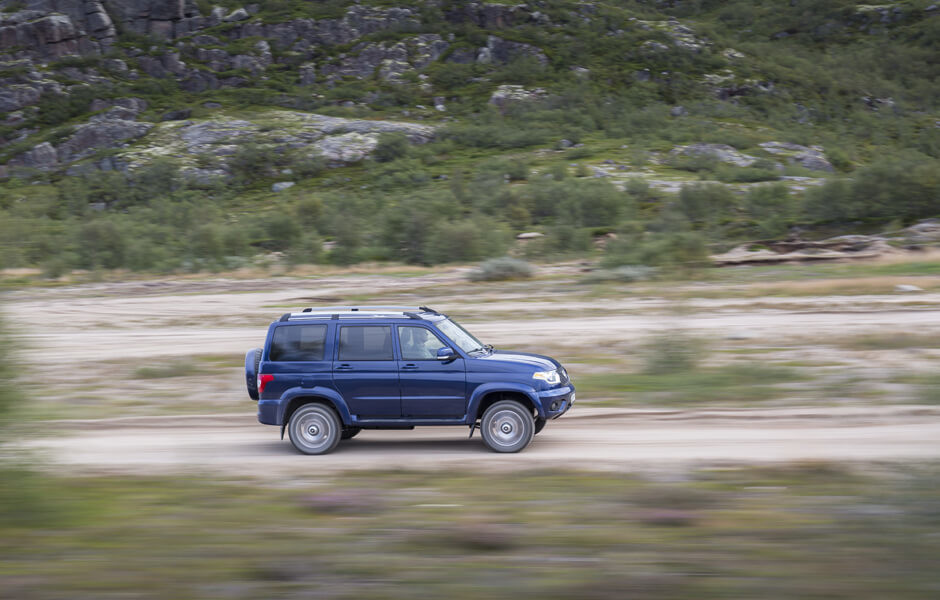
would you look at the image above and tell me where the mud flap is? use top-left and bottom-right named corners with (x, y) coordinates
top-left (468, 421), bottom-right (477, 438)
top-left (281, 422), bottom-right (287, 440)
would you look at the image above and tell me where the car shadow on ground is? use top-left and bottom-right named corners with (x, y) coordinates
top-left (263, 436), bottom-right (494, 455)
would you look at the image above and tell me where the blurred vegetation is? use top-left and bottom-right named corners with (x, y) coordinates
top-left (0, 466), bottom-right (938, 598)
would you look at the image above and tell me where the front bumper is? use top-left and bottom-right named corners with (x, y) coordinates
top-left (539, 385), bottom-right (575, 419)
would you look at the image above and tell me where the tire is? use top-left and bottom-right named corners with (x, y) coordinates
top-left (341, 427), bottom-right (362, 440)
top-left (287, 404), bottom-right (342, 455)
top-left (480, 400), bottom-right (535, 453)
top-left (534, 418), bottom-right (546, 435)
top-left (245, 348), bottom-right (262, 401)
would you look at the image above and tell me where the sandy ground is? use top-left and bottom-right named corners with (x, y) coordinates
top-left (5, 272), bottom-right (940, 476)
top-left (21, 406), bottom-right (940, 478)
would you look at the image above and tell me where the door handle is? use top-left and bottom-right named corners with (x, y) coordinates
top-left (335, 364), bottom-right (353, 371)
top-left (401, 364), bottom-right (419, 371)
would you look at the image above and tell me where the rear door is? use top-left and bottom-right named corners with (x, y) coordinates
top-left (332, 325), bottom-right (401, 419)
top-left (266, 323), bottom-right (331, 397)
top-left (397, 325), bottom-right (467, 418)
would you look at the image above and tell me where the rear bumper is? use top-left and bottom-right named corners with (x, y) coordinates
top-left (258, 400), bottom-right (280, 425)
top-left (538, 385), bottom-right (575, 419)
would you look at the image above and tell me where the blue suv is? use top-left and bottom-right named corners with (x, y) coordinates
top-left (245, 306), bottom-right (575, 454)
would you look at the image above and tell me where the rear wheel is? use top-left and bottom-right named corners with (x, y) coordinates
top-left (288, 404), bottom-right (341, 455)
top-left (480, 400), bottom-right (535, 453)
top-left (341, 427), bottom-right (361, 440)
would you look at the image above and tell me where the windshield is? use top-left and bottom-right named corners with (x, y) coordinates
top-left (436, 318), bottom-right (486, 354)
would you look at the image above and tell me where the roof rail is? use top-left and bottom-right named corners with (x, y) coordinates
top-left (295, 306), bottom-right (431, 314)
top-left (278, 309), bottom-right (431, 322)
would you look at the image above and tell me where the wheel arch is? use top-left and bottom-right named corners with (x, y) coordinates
top-left (469, 383), bottom-right (543, 422)
top-left (279, 388), bottom-right (351, 439)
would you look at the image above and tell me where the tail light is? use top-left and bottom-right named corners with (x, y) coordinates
top-left (258, 374), bottom-right (274, 396)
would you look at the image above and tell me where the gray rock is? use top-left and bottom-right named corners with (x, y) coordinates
top-left (670, 105), bottom-right (687, 117)
top-left (0, 85), bottom-right (42, 112)
top-left (758, 142), bottom-right (833, 172)
top-left (271, 181), bottom-right (295, 192)
top-left (20, 142), bottom-right (58, 169)
top-left (315, 132), bottom-right (378, 163)
top-left (224, 8), bottom-right (250, 23)
top-left (56, 117), bottom-right (153, 163)
top-left (161, 109), bottom-right (192, 121)
top-left (488, 84), bottom-right (547, 111)
top-left (895, 284), bottom-right (924, 293)
top-left (669, 143), bottom-right (757, 167)
top-left (299, 63), bottom-right (317, 85)
top-left (558, 139), bottom-right (573, 149)
top-left (477, 35), bottom-right (547, 65)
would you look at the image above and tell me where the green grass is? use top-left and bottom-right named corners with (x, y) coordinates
top-left (575, 363), bottom-right (805, 405)
top-left (832, 333), bottom-right (940, 351)
top-left (1, 465), bottom-right (938, 598)
top-left (132, 359), bottom-right (210, 379)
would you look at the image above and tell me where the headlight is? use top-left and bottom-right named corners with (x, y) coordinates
top-left (533, 370), bottom-right (561, 385)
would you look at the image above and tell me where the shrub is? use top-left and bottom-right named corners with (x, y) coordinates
top-left (229, 143), bottom-right (275, 185)
top-left (604, 228), bottom-right (711, 272)
top-left (467, 257), bottom-right (534, 281)
top-left (743, 183), bottom-right (794, 238)
top-left (373, 132), bottom-right (410, 163)
top-left (643, 332), bottom-right (706, 375)
top-left (582, 265), bottom-right (658, 284)
top-left (677, 183), bottom-right (735, 226)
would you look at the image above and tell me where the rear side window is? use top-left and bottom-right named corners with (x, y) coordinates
top-left (270, 325), bottom-right (327, 362)
top-left (339, 326), bottom-right (393, 361)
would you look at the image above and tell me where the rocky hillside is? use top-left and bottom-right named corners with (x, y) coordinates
top-left (0, 0), bottom-right (938, 273)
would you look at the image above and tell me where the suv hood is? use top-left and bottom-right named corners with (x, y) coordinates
top-left (472, 350), bottom-right (559, 372)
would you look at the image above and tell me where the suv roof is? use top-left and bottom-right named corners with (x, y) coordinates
top-left (277, 306), bottom-right (445, 323)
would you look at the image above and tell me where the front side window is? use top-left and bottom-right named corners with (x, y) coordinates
top-left (399, 326), bottom-right (447, 360)
top-left (338, 326), bottom-right (393, 361)
top-left (436, 318), bottom-right (485, 354)
top-left (270, 325), bottom-right (327, 361)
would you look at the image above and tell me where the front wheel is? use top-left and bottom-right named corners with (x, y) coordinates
top-left (288, 404), bottom-right (342, 455)
top-left (480, 401), bottom-right (535, 453)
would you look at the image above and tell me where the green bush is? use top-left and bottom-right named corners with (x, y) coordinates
top-left (467, 257), bottom-right (534, 281)
top-left (373, 132), bottom-right (411, 163)
top-left (743, 183), bottom-right (794, 238)
top-left (643, 332), bottom-right (706, 375)
top-left (677, 183), bottom-right (735, 227)
top-left (804, 154), bottom-right (940, 223)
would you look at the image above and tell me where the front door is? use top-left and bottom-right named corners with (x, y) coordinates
top-left (397, 325), bottom-right (467, 418)
top-left (333, 325), bottom-right (400, 419)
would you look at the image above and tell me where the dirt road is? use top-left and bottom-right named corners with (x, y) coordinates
top-left (24, 406), bottom-right (940, 477)
top-left (6, 272), bottom-right (940, 475)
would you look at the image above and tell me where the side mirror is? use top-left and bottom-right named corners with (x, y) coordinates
top-left (436, 347), bottom-right (456, 361)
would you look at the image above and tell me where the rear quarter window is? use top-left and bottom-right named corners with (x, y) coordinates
top-left (270, 325), bottom-right (328, 361)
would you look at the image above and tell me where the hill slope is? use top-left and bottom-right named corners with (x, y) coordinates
top-left (0, 0), bottom-right (938, 274)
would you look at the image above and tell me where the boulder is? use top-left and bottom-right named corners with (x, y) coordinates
top-left (758, 142), bottom-right (833, 172)
top-left (669, 143), bottom-right (757, 167)
top-left (477, 35), bottom-right (547, 65)
top-left (0, 85), bottom-right (42, 112)
top-left (488, 84), bottom-right (547, 111)
top-left (223, 8), bottom-right (250, 23)
top-left (20, 141), bottom-right (59, 169)
top-left (299, 63), bottom-right (317, 85)
top-left (160, 109), bottom-right (192, 121)
top-left (56, 117), bottom-right (153, 163)
top-left (314, 132), bottom-right (378, 163)
top-left (271, 181), bottom-right (295, 192)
